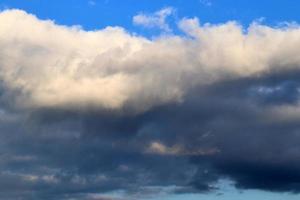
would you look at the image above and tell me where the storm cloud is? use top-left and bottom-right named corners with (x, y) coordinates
top-left (1, 8), bottom-right (300, 200)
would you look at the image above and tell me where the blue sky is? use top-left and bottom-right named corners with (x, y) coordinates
top-left (2, 0), bottom-right (300, 32)
top-left (0, 0), bottom-right (300, 200)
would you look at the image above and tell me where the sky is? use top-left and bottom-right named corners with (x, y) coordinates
top-left (1, 0), bottom-right (300, 200)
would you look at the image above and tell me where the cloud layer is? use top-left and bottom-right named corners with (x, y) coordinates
top-left (1, 8), bottom-right (300, 200)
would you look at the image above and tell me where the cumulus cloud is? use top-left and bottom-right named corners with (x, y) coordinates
top-left (133, 7), bottom-right (174, 31)
top-left (1, 9), bottom-right (300, 112)
top-left (2, 8), bottom-right (300, 200)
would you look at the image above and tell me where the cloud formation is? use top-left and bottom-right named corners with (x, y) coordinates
top-left (1, 8), bottom-right (300, 200)
top-left (1, 9), bottom-right (300, 112)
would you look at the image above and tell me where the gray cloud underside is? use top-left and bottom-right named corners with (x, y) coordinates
top-left (2, 9), bottom-right (300, 200)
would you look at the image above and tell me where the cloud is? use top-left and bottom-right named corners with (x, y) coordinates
top-left (2, 8), bottom-right (300, 200)
top-left (133, 7), bottom-right (174, 32)
top-left (2, 9), bottom-right (300, 113)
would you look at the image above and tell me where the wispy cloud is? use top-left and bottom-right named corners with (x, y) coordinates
top-left (133, 7), bottom-right (175, 32)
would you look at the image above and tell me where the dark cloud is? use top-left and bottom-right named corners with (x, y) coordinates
top-left (1, 69), bottom-right (300, 199)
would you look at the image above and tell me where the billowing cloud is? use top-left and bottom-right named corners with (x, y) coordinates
top-left (1, 8), bottom-right (300, 200)
top-left (3, 9), bottom-right (184, 111)
top-left (1, 9), bottom-right (300, 112)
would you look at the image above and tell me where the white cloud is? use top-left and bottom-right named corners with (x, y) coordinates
top-left (133, 7), bottom-right (174, 32)
top-left (1, 9), bottom-right (300, 112)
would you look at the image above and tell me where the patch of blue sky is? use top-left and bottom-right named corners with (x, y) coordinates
top-left (1, 0), bottom-right (300, 36)
top-left (156, 180), bottom-right (300, 200)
